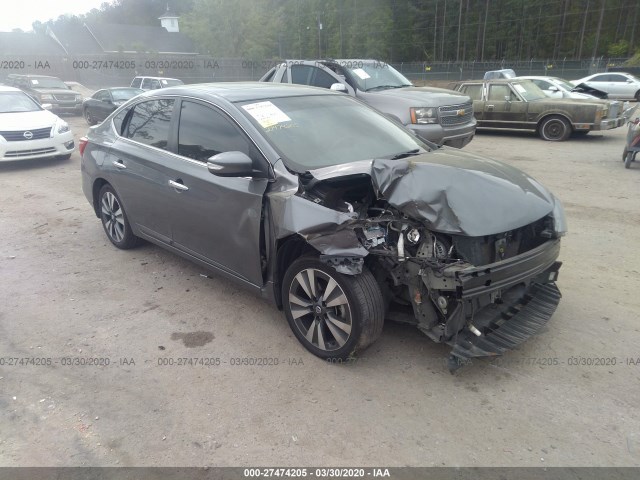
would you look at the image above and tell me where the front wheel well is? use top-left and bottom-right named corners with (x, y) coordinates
top-left (274, 236), bottom-right (317, 308)
top-left (537, 114), bottom-right (573, 141)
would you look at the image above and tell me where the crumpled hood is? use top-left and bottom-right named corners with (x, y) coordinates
top-left (310, 147), bottom-right (557, 237)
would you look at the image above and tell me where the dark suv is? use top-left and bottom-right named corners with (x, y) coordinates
top-left (6, 74), bottom-right (83, 114)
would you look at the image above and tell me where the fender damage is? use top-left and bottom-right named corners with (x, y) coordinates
top-left (268, 147), bottom-right (565, 370)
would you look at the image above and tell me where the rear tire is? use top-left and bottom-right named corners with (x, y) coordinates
top-left (539, 115), bottom-right (572, 141)
top-left (98, 184), bottom-right (139, 249)
top-left (282, 256), bottom-right (385, 360)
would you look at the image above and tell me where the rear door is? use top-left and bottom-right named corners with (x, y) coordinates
top-left (108, 98), bottom-right (178, 244)
top-left (167, 99), bottom-right (269, 286)
top-left (457, 83), bottom-right (485, 121)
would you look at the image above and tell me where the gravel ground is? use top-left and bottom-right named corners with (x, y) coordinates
top-left (0, 114), bottom-right (639, 467)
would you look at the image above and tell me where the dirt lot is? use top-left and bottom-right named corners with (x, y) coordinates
top-left (1, 115), bottom-right (639, 468)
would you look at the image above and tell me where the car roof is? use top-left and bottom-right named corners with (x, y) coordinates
top-left (140, 82), bottom-right (337, 103)
top-left (7, 74), bottom-right (62, 79)
top-left (134, 76), bottom-right (181, 80)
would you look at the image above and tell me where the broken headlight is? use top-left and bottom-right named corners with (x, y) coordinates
top-left (551, 196), bottom-right (567, 236)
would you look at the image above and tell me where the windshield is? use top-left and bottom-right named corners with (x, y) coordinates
top-left (339, 62), bottom-right (413, 91)
top-left (511, 80), bottom-right (547, 101)
top-left (29, 77), bottom-right (68, 89)
top-left (238, 95), bottom-right (428, 172)
top-left (553, 78), bottom-right (578, 91)
top-left (0, 91), bottom-right (42, 113)
top-left (111, 88), bottom-right (143, 101)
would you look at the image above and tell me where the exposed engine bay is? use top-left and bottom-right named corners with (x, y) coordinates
top-left (291, 154), bottom-right (564, 370)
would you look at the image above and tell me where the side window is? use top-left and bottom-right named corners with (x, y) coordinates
top-left (460, 84), bottom-right (483, 100)
top-left (112, 106), bottom-right (132, 136)
top-left (608, 74), bottom-right (626, 82)
top-left (488, 84), bottom-right (516, 101)
top-left (591, 74), bottom-right (608, 82)
top-left (125, 99), bottom-right (175, 150)
top-left (177, 101), bottom-right (250, 162)
top-left (131, 78), bottom-right (142, 88)
top-left (95, 91), bottom-right (110, 102)
top-left (280, 68), bottom-right (290, 83)
top-left (309, 67), bottom-right (337, 89)
top-left (141, 78), bottom-right (152, 89)
top-left (150, 79), bottom-right (161, 89)
top-left (290, 65), bottom-right (314, 85)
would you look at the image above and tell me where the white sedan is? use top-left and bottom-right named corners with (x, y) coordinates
top-left (571, 72), bottom-right (640, 101)
top-left (518, 76), bottom-right (605, 100)
top-left (0, 86), bottom-right (75, 162)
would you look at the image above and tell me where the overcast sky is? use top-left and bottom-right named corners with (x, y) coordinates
top-left (0, 0), bottom-right (111, 32)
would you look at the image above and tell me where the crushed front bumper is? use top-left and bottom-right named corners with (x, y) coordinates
top-left (447, 281), bottom-right (561, 370)
top-left (421, 239), bottom-right (562, 371)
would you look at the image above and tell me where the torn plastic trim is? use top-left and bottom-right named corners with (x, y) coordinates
top-left (320, 255), bottom-right (364, 275)
top-left (447, 282), bottom-right (562, 372)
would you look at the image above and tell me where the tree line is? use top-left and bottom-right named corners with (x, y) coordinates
top-left (38, 0), bottom-right (640, 63)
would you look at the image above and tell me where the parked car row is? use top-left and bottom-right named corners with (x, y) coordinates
top-left (449, 78), bottom-right (627, 141)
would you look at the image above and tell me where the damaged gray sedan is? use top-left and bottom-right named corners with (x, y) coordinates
top-left (80, 83), bottom-right (565, 370)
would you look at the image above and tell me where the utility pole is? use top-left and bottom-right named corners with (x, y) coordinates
top-left (591, 0), bottom-right (605, 59)
top-left (317, 15), bottom-right (322, 58)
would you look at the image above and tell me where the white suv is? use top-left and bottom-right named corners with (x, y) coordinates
top-left (130, 76), bottom-right (184, 91)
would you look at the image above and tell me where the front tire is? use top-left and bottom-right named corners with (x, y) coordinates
top-left (625, 151), bottom-right (634, 169)
top-left (282, 257), bottom-right (385, 360)
top-left (539, 115), bottom-right (572, 141)
top-left (98, 184), bottom-right (139, 249)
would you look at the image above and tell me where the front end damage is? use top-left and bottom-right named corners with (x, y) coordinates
top-left (273, 148), bottom-right (565, 371)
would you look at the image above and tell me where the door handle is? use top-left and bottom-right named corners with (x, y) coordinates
top-left (486, 105), bottom-right (495, 111)
top-left (113, 160), bottom-right (126, 169)
top-left (169, 180), bottom-right (189, 192)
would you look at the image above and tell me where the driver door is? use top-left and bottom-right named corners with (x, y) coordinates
top-left (168, 99), bottom-right (269, 286)
top-left (482, 83), bottom-right (529, 129)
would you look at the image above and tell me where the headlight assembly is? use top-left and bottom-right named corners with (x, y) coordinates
top-left (410, 107), bottom-right (438, 124)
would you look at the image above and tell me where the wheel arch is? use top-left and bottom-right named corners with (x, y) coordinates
top-left (91, 178), bottom-right (109, 217)
top-left (273, 235), bottom-right (318, 309)
top-left (536, 113), bottom-right (573, 133)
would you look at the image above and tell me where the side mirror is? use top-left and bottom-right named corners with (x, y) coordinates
top-left (207, 151), bottom-right (255, 177)
top-left (330, 83), bottom-right (347, 92)
top-left (504, 95), bottom-right (511, 102)
top-left (548, 86), bottom-right (559, 92)
top-left (41, 103), bottom-right (52, 110)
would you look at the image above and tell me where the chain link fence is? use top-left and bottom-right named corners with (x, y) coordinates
top-left (0, 54), bottom-right (635, 89)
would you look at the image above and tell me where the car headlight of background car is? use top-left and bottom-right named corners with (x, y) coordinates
top-left (39, 94), bottom-right (53, 101)
top-left (56, 119), bottom-right (70, 134)
top-left (410, 107), bottom-right (438, 124)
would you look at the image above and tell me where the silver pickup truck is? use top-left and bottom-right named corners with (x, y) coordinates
top-left (260, 59), bottom-right (477, 148)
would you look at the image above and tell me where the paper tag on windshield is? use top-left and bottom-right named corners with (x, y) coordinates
top-left (242, 101), bottom-right (291, 128)
top-left (352, 68), bottom-right (371, 80)
top-left (513, 84), bottom-right (526, 94)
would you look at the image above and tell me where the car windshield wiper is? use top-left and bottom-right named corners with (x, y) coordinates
top-left (389, 149), bottom-right (422, 160)
top-left (365, 84), bottom-right (409, 92)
